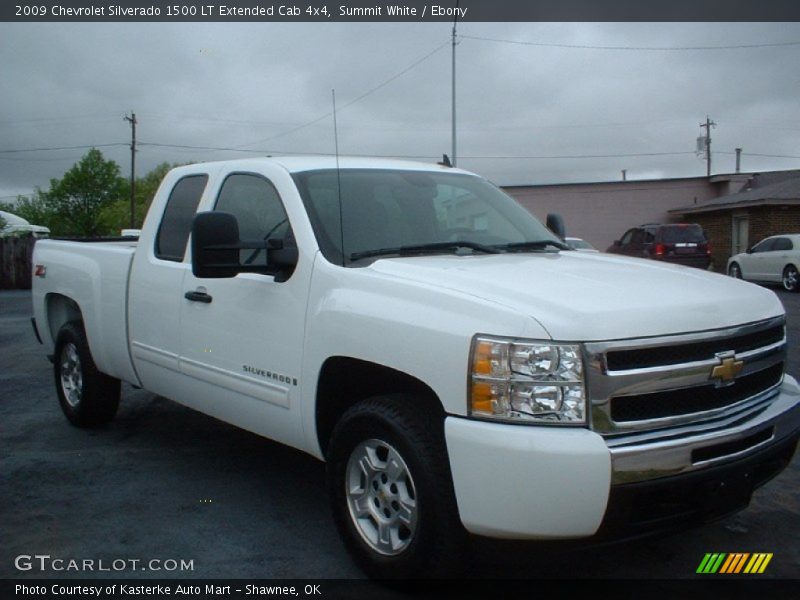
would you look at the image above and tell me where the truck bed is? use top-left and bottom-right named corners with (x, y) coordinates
top-left (32, 239), bottom-right (140, 386)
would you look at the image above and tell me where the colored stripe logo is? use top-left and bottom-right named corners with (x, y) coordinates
top-left (697, 553), bottom-right (773, 574)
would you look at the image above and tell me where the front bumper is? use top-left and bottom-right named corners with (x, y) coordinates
top-left (445, 376), bottom-right (800, 539)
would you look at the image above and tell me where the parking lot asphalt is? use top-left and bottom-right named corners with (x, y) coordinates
top-left (1, 287), bottom-right (799, 581)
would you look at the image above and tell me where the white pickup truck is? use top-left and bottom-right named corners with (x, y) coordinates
top-left (32, 157), bottom-right (800, 578)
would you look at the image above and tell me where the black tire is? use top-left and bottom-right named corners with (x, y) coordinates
top-left (326, 395), bottom-right (466, 579)
top-left (54, 321), bottom-right (120, 428)
top-left (782, 265), bottom-right (800, 292)
top-left (728, 262), bottom-right (742, 279)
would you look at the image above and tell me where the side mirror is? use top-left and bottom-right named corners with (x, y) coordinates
top-left (191, 211), bottom-right (299, 281)
top-left (192, 211), bottom-right (241, 279)
top-left (546, 213), bottom-right (566, 240)
top-left (745, 247), bottom-right (753, 254)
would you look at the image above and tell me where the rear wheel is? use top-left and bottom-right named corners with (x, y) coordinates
top-left (326, 395), bottom-right (465, 578)
top-left (783, 265), bottom-right (800, 292)
top-left (728, 262), bottom-right (742, 279)
top-left (54, 321), bottom-right (120, 427)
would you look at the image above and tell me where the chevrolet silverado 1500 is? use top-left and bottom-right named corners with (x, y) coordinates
top-left (31, 157), bottom-right (800, 577)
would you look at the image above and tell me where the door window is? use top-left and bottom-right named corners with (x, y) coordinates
top-left (751, 238), bottom-right (777, 253)
top-left (630, 229), bottom-right (645, 245)
top-left (620, 229), bottom-right (635, 245)
top-left (773, 237), bottom-right (793, 251)
top-left (213, 173), bottom-right (294, 266)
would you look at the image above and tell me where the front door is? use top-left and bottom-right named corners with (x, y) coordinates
top-left (179, 171), bottom-right (310, 449)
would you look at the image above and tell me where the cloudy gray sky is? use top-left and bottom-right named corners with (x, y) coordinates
top-left (1, 21), bottom-right (799, 201)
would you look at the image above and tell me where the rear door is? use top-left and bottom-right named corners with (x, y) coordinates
top-left (765, 237), bottom-right (793, 282)
top-left (628, 228), bottom-right (646, 257)
top-left (129, 172), bottom-right (209, 396)
top-left (745, 237), bottom-right (777, 280)
top-left (178, 169), bottom-right (311, 449)
top-left (613, 228), bottom-right (637, 256)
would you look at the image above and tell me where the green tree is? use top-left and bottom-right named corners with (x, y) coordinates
top-left (1, 190), bottom-right (61, 234)
top-left (98, 162), bottom-right (174, 234)
top-left (45, 148), bottom-right (126, 236)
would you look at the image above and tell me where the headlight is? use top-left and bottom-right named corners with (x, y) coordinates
top-left (469, 336), bottom-right (586, 424)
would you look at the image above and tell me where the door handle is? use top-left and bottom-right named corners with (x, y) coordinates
top-left (184, 290), bottom-right (213, 303)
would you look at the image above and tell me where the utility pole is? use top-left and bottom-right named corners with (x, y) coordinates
top-left (451, 0), bottom-right (459, 167)
top-left (123, 112), bottom-right (137, 229)
top-left (699, 116), bottom-right (715, 178)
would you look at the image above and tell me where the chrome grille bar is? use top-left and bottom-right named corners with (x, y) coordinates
top-left (585, 316), bottom-right (786, 436)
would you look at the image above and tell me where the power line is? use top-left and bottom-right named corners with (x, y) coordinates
top-left (140, 142), bottom-right (437, 159)
top-left (0, 155), bottom-right (87, 162)
top-left (139, 142), bottom-right (277, 153)
top-left (0, 143), bottom-right (128, 154)
top-left (140, 113), bottom-right (292, 127)
top-left (0, 114), bottom-right (122, 125)
top-left (460, 151), bottom-right (696, 159)
top-left (139, 142), bottom-right (696, 161)
top-left (459, 34), bottom-right (800, 51)
top-left (718, 151), bottom-right (800, 159)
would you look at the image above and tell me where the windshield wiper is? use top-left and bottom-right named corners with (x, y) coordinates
top-left (496, 239), bottom-right (571, 252)
top-left (350, 241), bottom-right (501, 262)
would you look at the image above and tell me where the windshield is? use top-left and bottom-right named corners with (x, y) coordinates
top-left (292, 168), bottom-right (560, 265)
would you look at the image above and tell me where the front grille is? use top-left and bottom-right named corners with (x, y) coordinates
top-left (610, 363), bottom-right (784, 423)
top-left (606, 325), bottom-right (784, 371)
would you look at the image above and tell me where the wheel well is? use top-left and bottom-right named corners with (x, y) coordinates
top-left (45, 294), bottom-right (83, 345)
top-left (315, 357), bottom-right (444, 456)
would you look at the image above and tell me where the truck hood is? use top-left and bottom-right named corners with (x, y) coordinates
top-left (366, 251), bottom-right (784, 341)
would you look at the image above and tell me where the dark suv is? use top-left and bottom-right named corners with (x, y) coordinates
top-left (607, 223), bottom-right (712, 269)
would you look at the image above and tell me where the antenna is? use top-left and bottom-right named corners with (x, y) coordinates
top-left (332, 89), bottom-right (345, 267)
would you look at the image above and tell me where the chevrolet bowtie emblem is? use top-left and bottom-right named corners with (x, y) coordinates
top-left (710, 354), bottom-right (744, 384)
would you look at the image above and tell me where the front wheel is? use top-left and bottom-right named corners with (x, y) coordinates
top-left (54, 321), bottom-right (120, 427)
top-left (728, 262), bottom-right (742, 279)
top-left (326, 396), bottom-right (465, 579)
top-left (783, 265), bottom-right (800, 292)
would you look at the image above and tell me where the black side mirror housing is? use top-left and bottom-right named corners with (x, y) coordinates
top-left (192, 211), bottom-right (241, 279)
top-left (546, 213), bottom-right (566, 240)
top-left (191, 211), bottom-right (298, 281)
top-left (746, 247), bottom-right (753, 254)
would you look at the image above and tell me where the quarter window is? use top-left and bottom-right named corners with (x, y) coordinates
top-left (155, 175), bottom-right (208, 262)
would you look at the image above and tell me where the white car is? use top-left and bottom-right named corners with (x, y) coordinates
top-left (0, 210), bottom-right (50, 238)
top-left (566, 236), bottom-right (598, 252)
top-left (728, 234), bottom-right (800, 292)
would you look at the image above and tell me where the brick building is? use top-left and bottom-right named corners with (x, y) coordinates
top-left (503, 174), bottom-right (747, 253)
top-left (502, 169), bottom-right (800, 272)
top-left (669, 170), bottom-right (800, 272)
